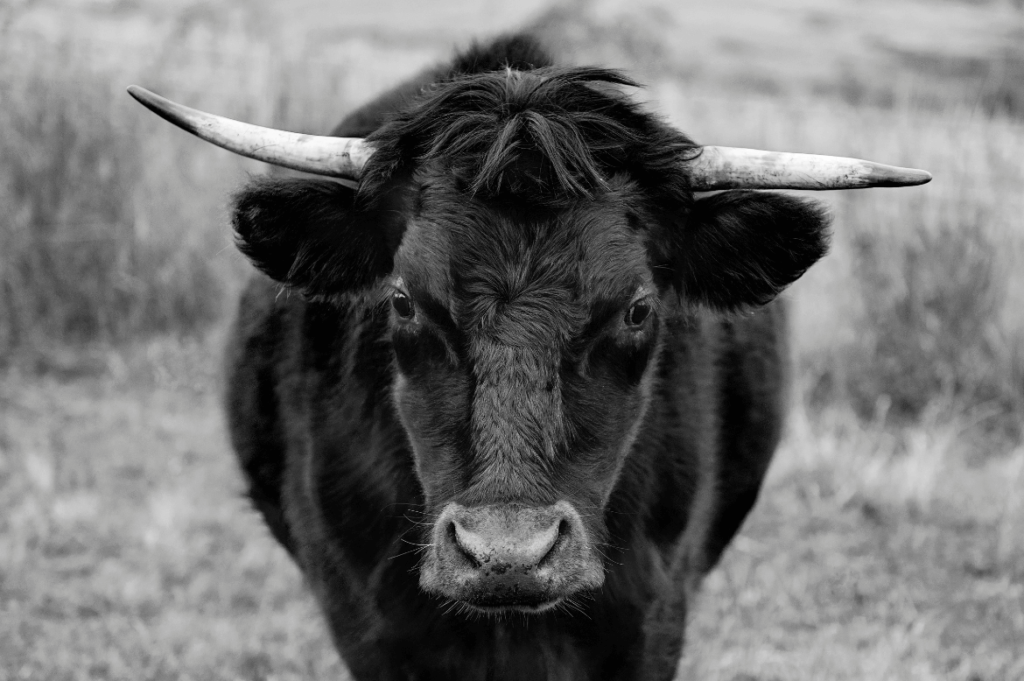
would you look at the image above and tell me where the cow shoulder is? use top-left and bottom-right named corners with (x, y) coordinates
top-left (703, 300), bottom-right (790, 569)
top-left (224, 274), bottom-right (300, 554)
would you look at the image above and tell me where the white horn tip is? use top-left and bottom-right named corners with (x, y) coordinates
top-left (867, 164), bottom-right (933, 187)
top-left (126, 85), bottom-right (201, 135)
top-left (126, 85), bottom-right (155, 107)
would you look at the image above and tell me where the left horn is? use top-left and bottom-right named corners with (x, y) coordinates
top-left (686, 146), bottom-right (932, 191)
top-left (127, 85), bottom-right (373, 180)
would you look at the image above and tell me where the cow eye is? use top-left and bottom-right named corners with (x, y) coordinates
top-left (625, 299), bottom-right (652, 327)
top-left (391, 292), bottom-right (414, 319)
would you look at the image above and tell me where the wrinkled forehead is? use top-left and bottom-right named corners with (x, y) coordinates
top-left (392, 184), bottom-right (652, 329)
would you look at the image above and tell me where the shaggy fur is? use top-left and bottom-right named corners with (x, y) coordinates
top-left (224, 33), bottom-right (830, 681)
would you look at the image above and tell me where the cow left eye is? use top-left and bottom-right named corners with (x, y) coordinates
top-left (391, 292), bottom-right (415, 319)
top-left (625, 299), bottom-right (652, 327)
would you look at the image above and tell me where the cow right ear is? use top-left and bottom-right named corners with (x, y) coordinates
top-left (231, 177), bottom-right (398, 296)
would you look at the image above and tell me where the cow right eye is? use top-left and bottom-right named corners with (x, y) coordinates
top-left (625, 299), bottom-right (652, 327)
top-left (391, 292), bottom-right (415, 319)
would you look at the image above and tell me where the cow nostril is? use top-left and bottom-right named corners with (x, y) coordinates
top-left (557, 518), bottom-right (569, 539)
top-left (449, 521), bottom-right (482, 568)
top-left (537, 518), bottom-right (570, 567)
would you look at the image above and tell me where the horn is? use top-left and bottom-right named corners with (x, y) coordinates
top-left (687, 146), bottom-right (932, 191)
top-left (127, 86), bottom-right (372, 180)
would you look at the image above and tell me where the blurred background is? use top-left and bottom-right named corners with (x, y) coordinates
top-left (1, 0), bottom-right (1022, 679)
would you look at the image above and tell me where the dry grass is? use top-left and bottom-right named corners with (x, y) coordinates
top-left (0, 37), bottom-right (237, 352)
top-left (680, 404), bottom-right (1024, 681)
top-left (0, 340), bottom-right (348, 681)
top-left (1, 0), bottom-right (1023, 679)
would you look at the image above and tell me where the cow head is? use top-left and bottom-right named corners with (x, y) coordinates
top-left (129, 66), bottom-right (928, 615)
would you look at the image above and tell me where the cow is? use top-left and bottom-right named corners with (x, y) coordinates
top-left (129, 33), bottom-right (930, 681)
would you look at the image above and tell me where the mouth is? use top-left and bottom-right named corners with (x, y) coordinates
top-left (456, 596), bottom-right (565, 616)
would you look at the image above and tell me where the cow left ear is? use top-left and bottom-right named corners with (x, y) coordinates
top-left (231, 177), bottom-right (401, 297)
top-left (670, 191), bottom-right (831, 310)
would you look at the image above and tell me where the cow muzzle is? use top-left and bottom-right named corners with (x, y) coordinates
top-left (421, 501), bottom-right (604, 613)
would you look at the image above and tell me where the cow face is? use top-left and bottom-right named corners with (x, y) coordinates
top-left (387, 177), bottom-right (661, 611)
top-left (231, 169), bottom-right (829, 614)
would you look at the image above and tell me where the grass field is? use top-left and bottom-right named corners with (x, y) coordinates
top-left (1, 0), bottom-right (1023, 679)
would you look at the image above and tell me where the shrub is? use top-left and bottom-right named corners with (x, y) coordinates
top-left (0, 43), bottom-right (226, 354)
top-left (850, 218), bottom-right (1009, 413)
top-left (803, 200), bottom-right (1024, 441)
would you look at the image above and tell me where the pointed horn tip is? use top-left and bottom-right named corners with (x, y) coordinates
top-left (908, 168), bottom-right (933, 186)
top-left (125, 85), bottom-right (204, 137)
top-left (126, 84), bottom-right (152, 106)
top-left (125, 85), bottom-right (168, 118)
top-left (874, 165), bottom-right (933, 188)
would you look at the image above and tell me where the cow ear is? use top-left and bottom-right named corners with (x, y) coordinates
top-left (231, 177), bottom-right (398, 296)
top-left (672, 191), bottom-right (831, 310)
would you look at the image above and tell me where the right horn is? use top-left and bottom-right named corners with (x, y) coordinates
top-left (127, 85), bottom-right (373, 180)
top-left (686, 146), bottom-right (932, 191)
